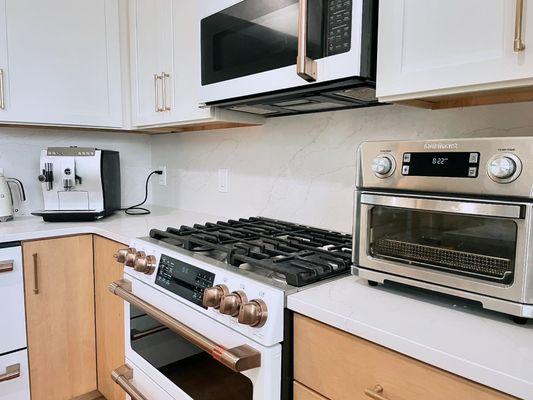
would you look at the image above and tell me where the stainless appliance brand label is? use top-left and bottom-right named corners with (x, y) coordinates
top-left (424, 143), bottom-right (459, 150)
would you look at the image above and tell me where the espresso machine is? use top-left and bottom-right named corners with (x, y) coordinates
top-left (32, 147), bottom-right (121, 222)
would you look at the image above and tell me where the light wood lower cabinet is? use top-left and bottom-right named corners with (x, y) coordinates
top-left (294, 382), bottom-right (328, 400)
top-left (294, 314), bottom-right (515, 400)
top-left (93, 236), bottom-right (126, 400)
top-left (22, 235), bottom-right (97, 400)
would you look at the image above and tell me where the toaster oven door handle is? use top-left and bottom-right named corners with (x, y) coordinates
top-left (111, 365), bottom-right (147, 400)
top-left (109, 280), bottom-right (261, 372)
top-left (360, 194), bottom-right (523, 219)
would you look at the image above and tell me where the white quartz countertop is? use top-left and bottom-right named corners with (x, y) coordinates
top-left (288, 276), bottom-right (533, 399)
top-left (0, 206), bottom-right (222, 245)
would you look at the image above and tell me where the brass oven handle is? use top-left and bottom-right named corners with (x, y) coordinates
top-left (514, 0), bottom-right (526, 52)
top-left (364, 385), bottom-right (390, 400)
top-left (32, 253), bottom-right (39, 294)
top-left (111, 365), bottom-right (147, 400)
top-left (296, 0), bottom-right (317, 82)
top-left (0, 364), bottom-right (21, 383)
top-left (109, 279), bottom-right (261, 372)
top-left (0, 259), bottom-right (14, 273)
top-left (0, 68), bottom-right (5, 110)
top-left (154, 74), bottom-right (163, 112)
top-left (161, 72), bottom-right (170, 111)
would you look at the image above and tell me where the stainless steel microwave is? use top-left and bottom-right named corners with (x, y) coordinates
top-left (199, 0), bottom-right (380, 117)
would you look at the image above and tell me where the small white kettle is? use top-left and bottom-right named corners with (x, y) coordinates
top-left (0, 169), bottom-right (26, 222)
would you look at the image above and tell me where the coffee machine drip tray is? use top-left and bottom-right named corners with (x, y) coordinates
top-left (31, 210), bottom-right (109, 222)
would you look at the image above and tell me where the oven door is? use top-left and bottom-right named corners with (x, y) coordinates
top-left (110, 276), bottom-right (281, 400)
top-left (200, 0), bottom-right (365, 104)
top-left (356, 192), bottom-right (533, 304)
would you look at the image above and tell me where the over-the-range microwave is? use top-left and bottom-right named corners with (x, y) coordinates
top-left (199, 0), bottom-right (380, 117)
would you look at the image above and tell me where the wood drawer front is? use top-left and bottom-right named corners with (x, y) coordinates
top-left (294, 382), bottom-right (328, 400)
top-left (294, 314), bottom-right (514, 400)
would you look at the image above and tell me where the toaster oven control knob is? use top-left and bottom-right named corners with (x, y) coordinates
top-left (202, 284), bottom-right (229, 309)
top-left (238, 299), bottom-right (268, 327)
top-left (488, 156), bottom-right (517, 180)
top-left (114, 248), bottom-right (137, 266)
top-left (219, 291), bottom-right (248, 317)
top-left (133, 252), bottom-right (157, 275)
top-left (371, 155), bottom-right (394, 177)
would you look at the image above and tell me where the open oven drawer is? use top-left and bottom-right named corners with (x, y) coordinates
top-left (0, 349), bottom-right (30, 400)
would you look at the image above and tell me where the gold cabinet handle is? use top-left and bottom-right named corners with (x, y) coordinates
top-left (154, 74), bottom-right (163, 112)
top-left (0, 259), bottom-right (14, 273)
top-left (297, 0), bottom-right (317, 82)
top-left (161, 72), bottom-right (170, 111)
top-left (109, 279), bottom-right (261, 372)
top-left (0, 364), bottom-right (20, 383)
top-left (111, 365), bottom-right (147, 400)
top-left (364, 385), bottom-right (391, 400)
top-left (32, 253), bottom-right (39, 294)
top-left (0, 68), bottom-right (5, 110)
top-left (514, 0), bottom-right (526, 52)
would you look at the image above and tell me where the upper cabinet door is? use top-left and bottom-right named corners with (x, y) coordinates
top-left (377, 0), bottom-right (533, 101)
top-left (0, 0), bottom-right (123, 127)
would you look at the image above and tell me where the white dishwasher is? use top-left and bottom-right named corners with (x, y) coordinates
top-left (0, 242), bottom-right (30, 400)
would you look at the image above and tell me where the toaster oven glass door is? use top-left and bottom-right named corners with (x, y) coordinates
top-left (369, 207), bottom-right (518, 284)
top-left (129, 305), bottom-right (253, 400)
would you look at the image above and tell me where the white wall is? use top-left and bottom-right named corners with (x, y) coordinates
top-left (0, 127), bottom-right (152, 216)
top-left (150, 102), bottom-right (533, 233)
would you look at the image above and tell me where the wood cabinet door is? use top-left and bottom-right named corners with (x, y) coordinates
top-left (94, 236), bottom-right (126, 400)
top-left (22, 235), bottom-right (96, 400)
top-left (377, 0), bottom-right (533, 101)
top-left (0, 0), bottom-right (123, 127)
top-left (294, 314), bottom-right (515, 400)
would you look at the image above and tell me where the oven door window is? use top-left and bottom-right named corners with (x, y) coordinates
top-left (130, 306), bottom-right (253, 399)
top-left (369, 207), bottom-right (518, 284)
top-left (201, 0), bottom-right (325, 85)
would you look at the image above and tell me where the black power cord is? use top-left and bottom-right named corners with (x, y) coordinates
top-left (122, 170), bottom-right (163, 216)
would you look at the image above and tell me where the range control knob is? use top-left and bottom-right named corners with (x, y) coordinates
top-left (202, 284), bottom-right (229, 309)
top-left (133, 252), bottom-right (157, 275)
top-left (219, 291), bottom-right (248, 317)
top-left (238, 299), bottom-right (268, 327)
top-left (114, 247), bottom-right (137, 267)
top-left (488, 156), bottom-right (517, 180)
top-left (371, 155), bottom-right (394, 177)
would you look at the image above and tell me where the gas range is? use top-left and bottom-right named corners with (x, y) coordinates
top-left (110, 216), bottom-right (353, 400)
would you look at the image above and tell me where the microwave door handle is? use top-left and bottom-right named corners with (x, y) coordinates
top-left (360, 193), bottom-right (524, 219)
top-left (109, 280), bottom-right (261, 372)
top-left (297, 0), bottom-right (317, 82)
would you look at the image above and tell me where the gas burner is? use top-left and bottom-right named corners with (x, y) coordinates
top-left (149, 217), bottom-right (353, 287)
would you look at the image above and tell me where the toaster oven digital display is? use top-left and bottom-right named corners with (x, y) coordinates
top-left (402, 152), bottom-right (480, 178)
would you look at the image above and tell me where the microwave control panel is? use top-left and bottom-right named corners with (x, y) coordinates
top-left (326, 0), bottom-right (352, 56)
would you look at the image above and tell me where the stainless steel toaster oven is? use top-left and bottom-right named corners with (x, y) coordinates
top-left (353, 137), bottom-right (533, 321)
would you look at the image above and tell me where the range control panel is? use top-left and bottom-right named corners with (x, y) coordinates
top-left (155, 254), bottom-right (215, 308)
top-left (326, 0), bottom-right (352, 56)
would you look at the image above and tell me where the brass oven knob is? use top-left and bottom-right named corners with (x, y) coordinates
top-left (219, 291), bottom-right (248, 317)
top-left (133, 252), bottom-right (157, 275)
top-left (202, 284), bottom-right (229, 309)
top-left (114, 248), bottom-right (136, 267)
top-left (238, 299), bottom-right (268, 327)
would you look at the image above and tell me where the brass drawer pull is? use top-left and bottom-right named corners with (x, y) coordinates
top-left (0, 259), bottom-right (14, 273)
top-left (364, 385), bottom-right (390, 400)
top-left (109, 279), bottom-right (261, 372)
top-left (514, 0), bottom-right (526, 52)
top-left (0, 363), bottom-right (20, 383)
top-left (0, 68), bottom-right (5, 110)
top-left (111, 365), bottom-right (147, 400)
top-left (296, 0), bottom-right (317, 81)
top-left (32, 253), bottom-right (39, 294)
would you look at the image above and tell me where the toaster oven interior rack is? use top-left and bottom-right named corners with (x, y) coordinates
top-left (371, 238), bottom-right (514, 284)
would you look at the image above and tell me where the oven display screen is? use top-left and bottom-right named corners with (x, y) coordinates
top-left (155, 254), bottom-right (215, 308)
top-left (402, 152), bottom-right (480, 178)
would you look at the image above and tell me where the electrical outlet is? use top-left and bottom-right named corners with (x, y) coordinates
top-left (158, 166), bottom-right (167, 186)
top-left (218, 169), bottom-right (229, 193)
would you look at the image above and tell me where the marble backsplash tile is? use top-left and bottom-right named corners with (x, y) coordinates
top-left (150, 102), bottom-right (533, 233)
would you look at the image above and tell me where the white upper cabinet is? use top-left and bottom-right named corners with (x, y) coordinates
top-left (0, 0), bottom-right (124, 127)
top-left (377, 0), bottom-right (533, 102)
top-left (130, 0), bottom-right (262, 129)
